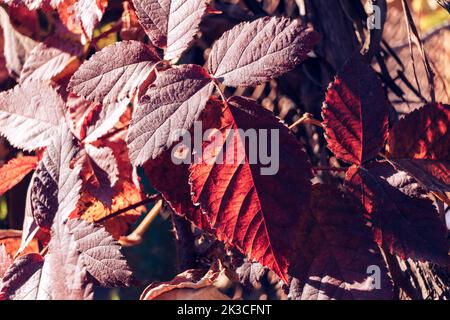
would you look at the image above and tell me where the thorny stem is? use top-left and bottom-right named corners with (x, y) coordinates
top-left (289, 113), bottom-right (323, 130)
top-left (95, 193), bottom-right (161, 223)
top-left (119, 199), bottom-right (163, 247)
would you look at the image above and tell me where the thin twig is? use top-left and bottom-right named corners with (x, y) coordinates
top-left (95, 193), bottom-right (161, 223)
top-left (92, 21), bottom-right (123, 44)
top-left (289, 113), bottom-right (323, 130)
top-left (119, 199), bottom-right (163, 247)
top-left (40, 245), bottom-right (48, 256)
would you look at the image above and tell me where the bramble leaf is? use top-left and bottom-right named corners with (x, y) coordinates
top-left (31, 123), bottom-right (81, 230)
top-left (0, 81), bottom-right (65, 151)
top-left (127, 64), bottom-right (214, 166)
top-left (387, 102), bottom-right (450, 193)
top-left (68, 41), bottom-right (160, 105)
top-left (345, 162), bottom-right (448, 264)
top-left (0, 156), bottom-right (38, 196)
top-left (290, 184), bottom-right (393, 300)
top-left (322, 54), bottom-right (390, 165)
top-left (207, 16), bottom-right (319, 87)
top-left (132, 0), bottom-right (208, 61)
top-left (189, 96), bottom-right (313, 283)
top-left (20, 35), bottom-right (82, 83)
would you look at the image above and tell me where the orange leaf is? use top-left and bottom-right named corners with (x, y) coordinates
top-left (0, 229), bottom-right (39, 257)
top-left (0, 156), bottom-right (38, 196)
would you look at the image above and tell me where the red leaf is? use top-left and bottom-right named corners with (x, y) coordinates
top-left (57, 0), bottom-right (108, 41)
top-left (0, 230), bottom-right (39, 257)
top-left (387, 102), bottom-right (450, 193)
top-left (84, 99), bottom-right (130, 144)
top-left (0, 81), bottom-right (65, 151)
top-left (344, 162), bottom-right (448, 264)
top-left (67, 219), bottom-right (133, 287)
top-left (322, 54), bottom-right (390, 165)
top-left (189, 96), bottom-right (313, 283)
top-left (69, 41), bottom-right (160, 105)
top-left (66, 93), bottom-right (100, 141)
top-left (0, 156), bottom-right (38, 196)
top-left (127, 64), bottom-right (214, 166)
top-left (0, 230), bottom-right (39, 279)
top-left (290, 184), bottom-right (393, 300)
top-left (132, 0), bottom-right (208, 60)
top-left (207, 16), bottom-right (319, 87)
top-left (84, 144), bottom-right (119, 188)
top-left (0, 219), bottom-right (132, 300)
top-left (142, 99), bottom-right (227, 231)
top-left (144, 149), bottom-right (211, 231)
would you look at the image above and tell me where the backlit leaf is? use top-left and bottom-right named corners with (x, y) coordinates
top-left (127, 64), bottom-right (214, 166)
top-left (345, 162), bottom-right (448, 264)
top-left (387, 102), bottom-right (450, 193)
top-left (189, 96), bottom-right (313, 283)
top-left (0, 156), bottom-right (38, 196)
top-left (322, 54), bottom-right (389, 165)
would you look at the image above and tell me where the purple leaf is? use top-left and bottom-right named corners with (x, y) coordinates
top-left (207, 16), bottom-right (319, 87)
top-left (31, 123), bottom-right (82, 229)
top-left (0, 81), bottom-right (65, 151)
top-left (132, 0), bottom-right (208, 60)
top-left (68, 41), bottom-right (160, 105)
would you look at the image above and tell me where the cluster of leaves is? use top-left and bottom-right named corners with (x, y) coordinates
top-left (0, 0), bottom-right (448, 300)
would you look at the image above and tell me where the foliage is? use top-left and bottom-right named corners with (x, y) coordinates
top-left (0, 0), bottom-right (448, 300)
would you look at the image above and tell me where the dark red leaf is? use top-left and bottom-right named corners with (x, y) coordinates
top-left (57, 0), bottom-right (108, 41)
top-left (344, 162), bottom-right (448, 264)
top-left (322, 54), bottom-right (390, 165)
top-left (143, 149), bottom-right (211, 231)
top-left (290, 184), bottom-right (393, 300)
top-left (189, 96), bottom-right (313, 283)
top-left (387, 103), bottom-right (450, 193)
